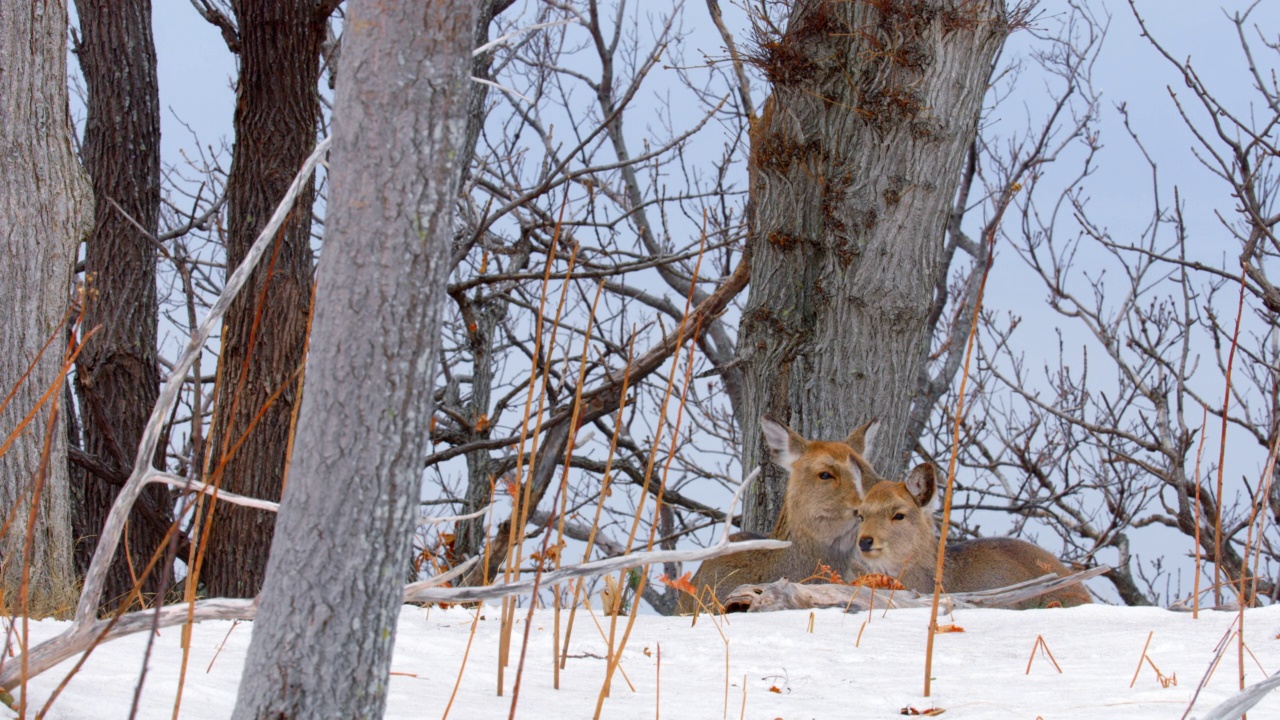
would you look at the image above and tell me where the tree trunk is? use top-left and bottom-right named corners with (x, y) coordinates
top-left (448, 0), bottom-right (521, 578)
top-left (737, 0), bottom-right (1008, 534)
top-left (232, 1), bottom-right (474, 716)
top-left (0, 0), bottom-right (93, 618)
top-left (71, 0), bottom-right (170, 614)
top-left (202, 0), bottom-right (324, 598)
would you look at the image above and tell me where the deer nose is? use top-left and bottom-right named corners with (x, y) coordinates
top-left (858, 536), bottom-right (873, 552)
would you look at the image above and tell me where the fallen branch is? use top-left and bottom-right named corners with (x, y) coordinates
top-left (944, 566), bottom-right (1109, 608)
top-left (2, 559), bottom-right (476, 692)
top-left (723, 565), bottom-right (1111, 613)
top-left (2, 536), bottom-right (786, 692)
top-left (404, 537), bottom-right (787, 604)
top-left (1192, 670), bottom-right (1280, 720)
top-left (3, 598), bottom-right (259, 691)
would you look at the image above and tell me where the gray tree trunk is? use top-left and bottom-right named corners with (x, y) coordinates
top-left (231, 1), bottom-right (475, 717)
top-left (737, 0), bottom-right (1009, 534)
top-left (0, 0), bottom-right (94, 618)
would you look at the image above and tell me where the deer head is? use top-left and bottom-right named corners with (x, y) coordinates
top-left (760, 416), bottom-right (877, 554)
top-left (854, 463), bottom-right (940, 576)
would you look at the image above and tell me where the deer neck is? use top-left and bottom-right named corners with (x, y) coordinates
top-left (775, 521), bottom-right (858, 580)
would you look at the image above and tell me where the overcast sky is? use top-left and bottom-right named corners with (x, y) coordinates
top-left (135, 0), bottom-right (1280, 263)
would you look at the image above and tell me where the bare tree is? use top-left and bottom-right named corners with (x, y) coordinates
top-left (924, 1), bottom-right (1280, 607)
top-left (232, 0), bottom-right (476, 716)
top-left (0, 0), bottom-right (93, 617)
top-left (71, 0), bottom-right (173, 614)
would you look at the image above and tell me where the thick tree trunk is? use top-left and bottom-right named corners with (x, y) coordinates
top-left (203, 0), bottom-right (323, 598)
top-left (71, 0), bottom-right (170, 614)
top-left (737, 0), bottom-right (1008, 534)
top-left (0, 0), bottom-right (93, 617)
top-left (231, 1), bottom-right (475, 717)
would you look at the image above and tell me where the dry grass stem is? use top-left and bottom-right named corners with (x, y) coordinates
top-left (1025, 635), bottom-right (1062, 675)
top-left (441, 607), bottom-right (483, 720)
top-left (738, 672), bottom-right (747, 720)
top-left (500, 207), bottom-right (574, 699)
top-left (654, 642), bottom-right (660, 720)
top-left (580, 601), bottom-right (635, 692)
top-left (1212, 267), bottom-right (1247, 606)
top-left (924, 181), bottom-right (1009, 697)
top-left (559, 335), bottom-right (636, 668)
top-left (595, 233), bottom-right (709, 718)
top-left (1130, 631), bottom-right (1155, 688)
top-left (511, 278), bottom-right (601, 706)
top-left (1192, 406), bottom-right (1208, 619)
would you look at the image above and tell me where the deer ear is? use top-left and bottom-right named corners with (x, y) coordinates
top-left (844, 419), bottom-right (879, 456)
top-left (848, 457), bottom-right (864, 496)
top-left (905, 464), bottom-right (937, 508)
top-left (760, 415), bottom-right (807, 470)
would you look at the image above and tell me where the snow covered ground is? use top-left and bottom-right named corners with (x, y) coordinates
top-left (6, 602), bottom-right (1280, 719)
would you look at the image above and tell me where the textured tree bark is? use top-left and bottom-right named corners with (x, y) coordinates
top-left (70, 0), bottom-right (171, 614)
top-left (202, 0), bottom-right (326, 598)
top-left (737, 0), bottom-right (1008, 534)
top-left (231, 0), bottom-right (475, 716)
top-left (0, 0), bottom-right (93, 617)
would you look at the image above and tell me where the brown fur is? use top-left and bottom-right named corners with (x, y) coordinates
top-left (854, 465), bottom-right (1091, 609)
top-left (677, 417), bottom-right (880, 614)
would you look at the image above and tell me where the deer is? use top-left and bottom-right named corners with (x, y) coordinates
top-left (677, 416), bottom-right (880, 614)
top-left (854, 463), bottom-right (1092, 609)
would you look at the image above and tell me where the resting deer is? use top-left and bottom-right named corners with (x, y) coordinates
top-left (677, 416), bottom-right (879, 614)
top-left (854, 464), bottom-right (1091, 609)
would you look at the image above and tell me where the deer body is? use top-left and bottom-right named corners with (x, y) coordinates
top-left (855, 465), bottom-right (1091, 609)
top-left (677, 417), bottom-right (878, 614)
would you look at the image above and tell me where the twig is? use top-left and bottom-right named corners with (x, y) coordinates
top-left (418, 504), bottom-right (493, 527)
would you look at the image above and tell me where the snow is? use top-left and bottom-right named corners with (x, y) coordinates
top-left (6, 602), bottom-right (1280, 719)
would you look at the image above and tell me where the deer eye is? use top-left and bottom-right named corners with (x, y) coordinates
top-left (819, 471), bottom-right (835, 480)
top-left (892, 512), bottom-right (906, 521)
